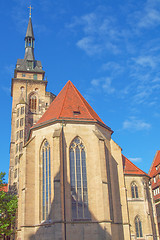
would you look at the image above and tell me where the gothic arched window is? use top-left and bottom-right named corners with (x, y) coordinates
top-left (29, 94), bottom-right (37, 112)
top-left (135, 216), bottom-right (143, 237)
top-left (69, 137), bottom-right (90, 220)
top-left (41, 140), bottom-right (51, 220)
top-left (131, 182), bottom-right (139, 198)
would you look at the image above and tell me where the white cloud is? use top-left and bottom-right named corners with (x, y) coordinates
top-left (123, 116), bottom-right (151, 131)
top-left (125, 53), bottom-right (160, 106)
top-left (129, 0), bottom-right (160, 30)
top-left (102, 62), bottom-right (124, 75)
top-left (129, 157), bottom-right (142, 162)
top-left (77, 37), bottom-right (102, 56)
top-left (133, 56), bottom-right (156, 69)
top-left (91, 79), bottom-right (99, 87)
top-left (67, 9), bottom-right (121, 56)
top-left (102, 78), bottom-right (115, 94)
top-left (138, 8), bottom-right (160, 28)
top-left (91, 77), bottom-right (115, 94)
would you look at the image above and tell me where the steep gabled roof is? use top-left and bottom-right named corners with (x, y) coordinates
top-left (122, 155), bottom-right (149, 177)
top-left (149, 150), bottom-right (160, 177)
top-left (34, 80), bottom-right (112, 131)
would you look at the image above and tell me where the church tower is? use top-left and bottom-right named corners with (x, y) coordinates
top-left (9, 13), bottom-right (55, 189)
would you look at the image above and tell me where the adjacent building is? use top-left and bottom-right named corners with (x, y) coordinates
top-left (149, 151), bottom-right (160, 235)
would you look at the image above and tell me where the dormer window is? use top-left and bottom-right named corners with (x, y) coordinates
top-left (73, 110), bottom-right (80, 115)
top-left (27, 61), bottom-right (33, 69)
top-left (154, 177), bottom-right (156, 183)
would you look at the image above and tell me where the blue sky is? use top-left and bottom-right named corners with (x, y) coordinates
top-left (1, 0), bottom-right (160, 179)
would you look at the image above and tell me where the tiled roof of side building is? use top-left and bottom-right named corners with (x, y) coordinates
top-left (122, 155), bottom-right (149, 177)
top-left (33, 80), bottom-right (113, 132)
top-left (0, 184), bottom-right (8, 192)
top-left (149, 150), bottom-right (160, 177)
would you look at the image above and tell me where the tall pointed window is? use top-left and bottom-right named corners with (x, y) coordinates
top-left (135, 216), bottom-right (143, 237)
top-left (41, 140), bottom-right (51, 220)
top-left (131, 182), bottom-right (139, 198)
top-left (29, 94), bottom-right (37, 112)
top-left (70, 137), bottom-right (90, 220)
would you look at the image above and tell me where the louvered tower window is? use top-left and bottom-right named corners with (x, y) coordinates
top-left (131, 182), bottom-right (139, 198)
top-left (41, 140), bottom-right (51, 220)
top-left (29, 95), bottom-right (37, 112)
top-left (70, 137), bottom-right (90, 220)
top-left (135, 216), bottom-right (143, 237)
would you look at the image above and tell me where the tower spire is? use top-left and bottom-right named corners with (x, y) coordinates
top-left (24, 9), bottom-right (35, 62)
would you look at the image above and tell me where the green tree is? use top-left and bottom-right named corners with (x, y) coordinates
top-left (0, 172), bottom-right (18, 239)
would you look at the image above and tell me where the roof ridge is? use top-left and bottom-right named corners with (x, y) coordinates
top-left (70, 82), bottom-right (95, 120)
top-left (58, 81), bottom-right (70, 119)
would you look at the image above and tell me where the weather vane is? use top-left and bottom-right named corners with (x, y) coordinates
top-left (28, 5), bottom-right (33, 18)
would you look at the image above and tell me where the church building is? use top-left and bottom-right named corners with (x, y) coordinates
top-left (9, 14), bottom-right (159, 240)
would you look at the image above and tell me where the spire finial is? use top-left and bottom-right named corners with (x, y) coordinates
top-left (28, 5), bottom-right (33, 18)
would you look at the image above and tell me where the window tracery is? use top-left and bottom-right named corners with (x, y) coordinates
top-left (131, 182), bottom-right (139, 199)
top-left (69, 137), bottom-right (90, 220)
top-left (29, 94), bottom-right (37, 112)
top-left (41, 140), bottom-right (51, 220)
top-left (135, 216), bottom-right (143, 237)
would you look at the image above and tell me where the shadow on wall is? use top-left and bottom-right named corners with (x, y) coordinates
top-left (28, 132), bottom-right (125, 240)
top-left (105, 145), bottom-right (124, 238)
top-left (29, 171), bottom-right (112, 240)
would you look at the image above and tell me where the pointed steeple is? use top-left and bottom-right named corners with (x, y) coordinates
top-left (15, 12), bottom-right (44, 74)
top-left (25, 17), bottom-right (35, 40)
top-left (24, 16), bottom-right (35, 62)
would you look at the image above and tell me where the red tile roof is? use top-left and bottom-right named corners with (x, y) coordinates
top-left (34, 80), bottom-right (112, 131)
top-left (0, 184), bottom-right (8, 192)
top-left (122, 155), bottom-right (149, 176)
top-left (149, 151), bottom-right (160, 177)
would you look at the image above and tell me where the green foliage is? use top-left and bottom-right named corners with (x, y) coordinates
top-left (0, 172), bottom-right (18, 237)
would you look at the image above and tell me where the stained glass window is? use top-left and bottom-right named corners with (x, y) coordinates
top-left (70, 137), bottom-right (90, 220)
top-left (41, 140), bottom-right (51, 220)
top-left (135, 216), bottom-right (143, 237)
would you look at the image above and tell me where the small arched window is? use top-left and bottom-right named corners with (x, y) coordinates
top-left (29, 94), bottom-right (37, 112)
top-left (135, 216), bottom-right (143, 237)
top-left (69, 137), bottom-right (90, 220)
top-left (20, 86), bottom-right (24, 92)
top-left (41, 140), bottom-right (51, 220)
top-left (131, 182), bottom-right (139, 198)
